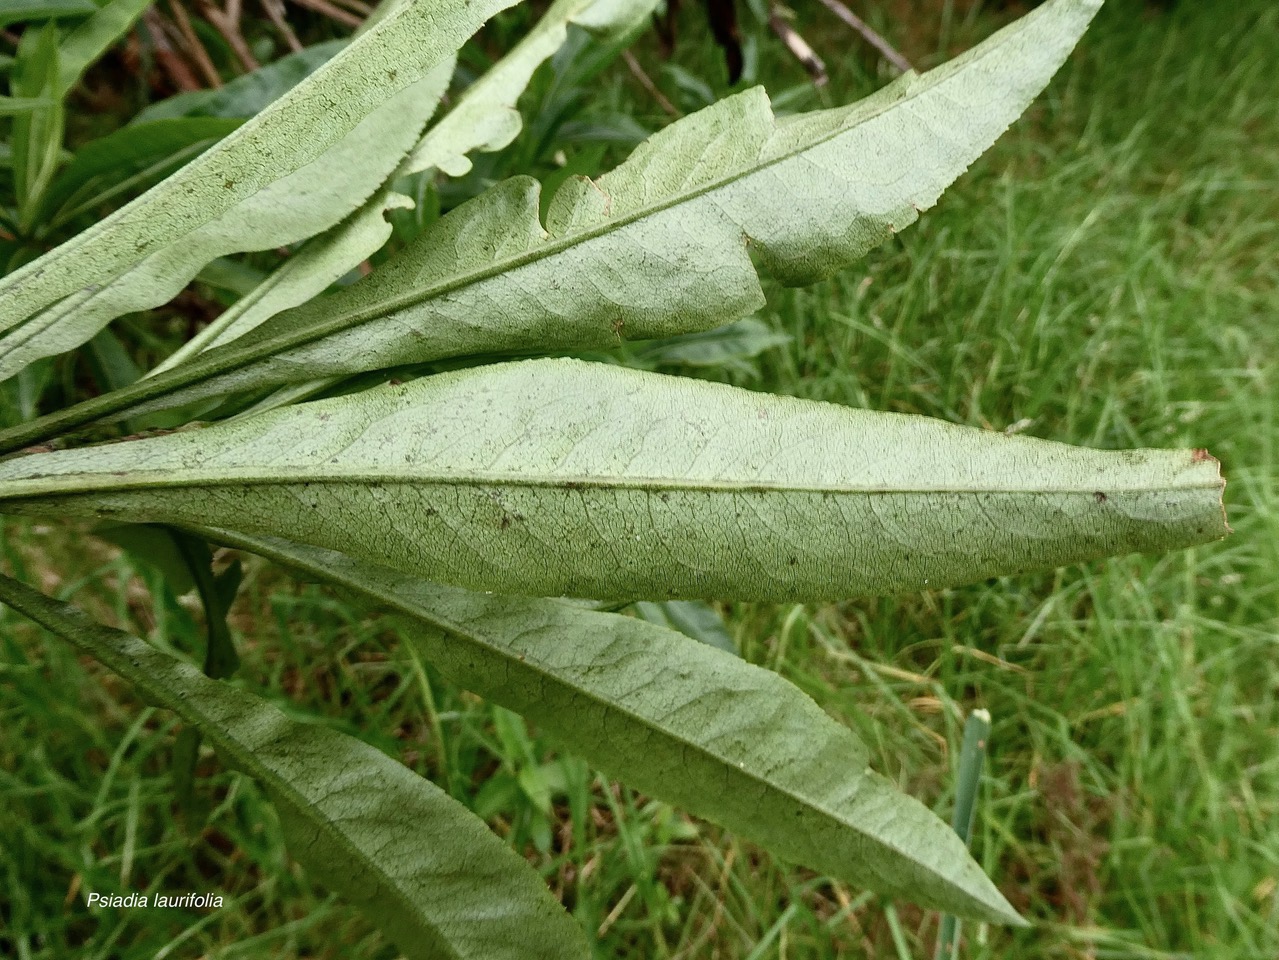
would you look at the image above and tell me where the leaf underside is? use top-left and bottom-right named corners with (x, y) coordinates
top-left (0, 0), bottom-right (1105, 452)
top-left (0, 0), bottom-right (517, 381)
top-left (0, 359), bottom-right (1227, 602)
top-left (197, 527), bottom-right (1026, 924)
top-left (0, 574), bottom-right (589, 960)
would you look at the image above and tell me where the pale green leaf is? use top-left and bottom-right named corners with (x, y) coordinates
top-left (191, 529), bottom-right (1025, 924)
top-left (570, 0), bottom-right (659, 33)
top-left (0, 358), bottom-right (1228, 601)
top-left (0, 573), bottom-right (588, 960)
top-left (150, 190), bottom-right (415, 374)
top-left (401, 0), bottom-right (660, 178)
top-left (0, 56), bottom-right (455, 382)
top-left (150, 0), bottom-right (658, 389)
top-left (0, 0), bottom-right (518, 380)
top-left (153, 0), bottom-right (658, 390)
top-left (0, 0), bottom-right (1102, 449)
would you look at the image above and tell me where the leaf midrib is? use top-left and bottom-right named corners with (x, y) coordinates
top-left (0, 464), bottom-right (1221, 500)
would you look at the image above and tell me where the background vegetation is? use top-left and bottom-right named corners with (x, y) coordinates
top-left (2, 0), bottom-right (1275, 957)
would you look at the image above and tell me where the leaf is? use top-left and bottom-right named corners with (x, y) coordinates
top-left (85, 328), bottom-right (140, 391)
top-left (0, 573), bottom-right (589, 960)
top-left (95, 522), bottom-right (240, 676)
top-left (148, 0), bottom-right (660, 389)
top-left (0, 0), bottom-right (519, 381)
top-left (0, 359), bottom-right (54, 426)
top-left (56, 0), bottom-right (152, 95)
top-left (0, 358), bottom-right (1228, 602)
top-left (96, 521), bottom-right (201, 595)
top-left (0, 0), bottom-right (95, 28)
top-left (133, 40), bottom-right (348, 123)
top-left (150, 190), bottom-right (415, 373)
top-left (632, 600), bottom-right (738, 654)
top-left (628, 316), bottom-right (791, 373)
top-left (0, 0), bottom-right (1104, 448)
top-left (183, 530), bottom-right (1022, 923)
top-left (0, 56), bottom-right (455, 383)
top-left (10, 23), bottom-right (64, 231)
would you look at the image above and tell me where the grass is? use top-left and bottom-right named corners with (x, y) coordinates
top-left (2, 0), bottom-right (1277, 957)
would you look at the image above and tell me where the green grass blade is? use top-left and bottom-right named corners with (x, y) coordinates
top-left (935, 708), bottom-right (992, 960)
top-left (0, 572), bottom-right (589, 960)
top-left (185, 529), bottom-right (1026, 925)
top-left (0, 0), bottom-right (1103, 450)
top-left (9, 24), bottom-right (64, 233)
top-left (0, 358), bottom-right (1227, 601)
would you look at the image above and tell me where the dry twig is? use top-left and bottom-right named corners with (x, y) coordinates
top-left (815, 0), bottom-right (913, 74)
top-left (142, 8), bottom-right (204, 92)
top-left (324, 0), bottom-right (372, 16)
top-left (622, 49), bottom-right (680, 118)
top-left (200, 0), bottom-right (261, 72)
top-left (167, 0), bottom-right (224, 87)
top-left (288, 0), bottom-right (363, 29)
top-left (769, 9), bottom-right (827, 86)
top-left (259, 0), bottom-right (304, 53)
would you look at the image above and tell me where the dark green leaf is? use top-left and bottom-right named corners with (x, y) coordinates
top-left (632, 600), bottom-right (738, 654)
top-left (0, 0), bottom-right (96, 28)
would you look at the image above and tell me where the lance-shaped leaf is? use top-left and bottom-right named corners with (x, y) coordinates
top-left (191, 529), bottom-right (1025, 924)
top-left (0, 0), bottom-right (1103, 452)
top-left (0, 359), bottom-right (1228, 601)
top-left (156, 0), bottom-right (657, 370)
top-left (0, 58), bottom-right (454, 383)
top-left (56, 0), bottom-right (152, 95)
top-left (0, 573), bottom-right (588, 960)
top-left (0, 0), bottom-right (518, 382)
